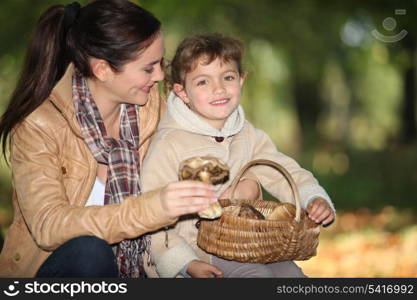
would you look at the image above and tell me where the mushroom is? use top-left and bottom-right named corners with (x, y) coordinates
top-left (267, 202), bottom-right (318, 228)
top-left (238, 204), bottom-right (265, 220)
top-left (266, 203), bottom-right (296, 221)
top-left (179, 156), bottom-right (230, 219)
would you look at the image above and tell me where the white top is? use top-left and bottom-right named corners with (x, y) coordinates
top-left (85, 177), bottom-right (105, 206)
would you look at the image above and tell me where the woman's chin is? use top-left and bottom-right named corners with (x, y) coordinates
top-left (125, 94), bottom-right (149, 106)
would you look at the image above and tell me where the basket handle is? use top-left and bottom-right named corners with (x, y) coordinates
top-left (229, 159), bottom-right (302, 222)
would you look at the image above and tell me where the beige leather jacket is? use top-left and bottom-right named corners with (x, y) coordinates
top-left (0, 65), bottom-right (176, 277)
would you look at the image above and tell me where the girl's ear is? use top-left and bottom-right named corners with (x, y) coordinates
top-left (173, 83), bottom-right (190, 104)
top-left (90, 58), bottom-right (113, 82)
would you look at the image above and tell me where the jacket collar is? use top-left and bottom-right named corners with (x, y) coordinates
top-left (49, 64), bottom-right (83, 138)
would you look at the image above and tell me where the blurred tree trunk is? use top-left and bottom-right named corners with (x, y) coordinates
top-left (401, 38), bottom-right (416, 144)
top-left (292, 73), bottom-right (323, 148)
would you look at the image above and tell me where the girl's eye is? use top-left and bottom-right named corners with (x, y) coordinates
top-left (196, 80), bottom-right (207, 86)
top-left (225, 75), bottom-right (235, 81)
top-left (144, 67), bottom-right (154, 74)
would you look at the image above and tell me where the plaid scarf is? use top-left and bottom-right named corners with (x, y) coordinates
top-left (72, 72), bottom-right (149, 278)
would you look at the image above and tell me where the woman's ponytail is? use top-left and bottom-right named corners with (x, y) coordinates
top-left (0, 4), bottom-right (70, 161)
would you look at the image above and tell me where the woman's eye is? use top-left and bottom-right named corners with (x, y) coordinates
top-left (225, 75), bottom-right (235, 81)
top-left (144, 67), bottom-right (154, 74)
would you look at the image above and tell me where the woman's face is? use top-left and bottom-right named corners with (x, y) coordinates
top-left (105, 33), bottom-right (165, 106)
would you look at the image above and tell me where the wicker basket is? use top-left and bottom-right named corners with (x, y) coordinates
top-left (197, 159), bottom-right (320, 263)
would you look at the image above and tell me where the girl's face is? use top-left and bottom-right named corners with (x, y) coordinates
top-left (104, 33), bottom-right (165, 106)
top-left (174, 57), bottom-right (244, 129)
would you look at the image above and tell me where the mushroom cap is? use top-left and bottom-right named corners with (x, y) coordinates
top-left (179, 156), bottom-right (230, 185)
top-left (178, 156), bottom-right (230, 219)
top-left (238, 204), bottom-right (265, 220)
top-left (266, 203), bottom-right (296, 221)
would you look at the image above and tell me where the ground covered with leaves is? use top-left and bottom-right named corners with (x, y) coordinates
top-left (298, 207), bottom-right (417, 277)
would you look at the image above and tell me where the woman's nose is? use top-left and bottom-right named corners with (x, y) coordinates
top-left (152, 64), bottom-right (165, 82)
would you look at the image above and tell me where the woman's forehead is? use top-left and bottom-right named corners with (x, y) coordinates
top-left (132, 33), bottom-right (165, 65)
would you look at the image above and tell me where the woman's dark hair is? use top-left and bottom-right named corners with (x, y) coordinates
top-left (0, 0), bottom-right (161, 160)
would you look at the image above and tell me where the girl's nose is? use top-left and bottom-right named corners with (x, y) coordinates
top-left (213, 81), bottom-right (226, 94)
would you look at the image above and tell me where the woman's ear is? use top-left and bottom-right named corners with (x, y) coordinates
top-left (173, 83), bottom-right (190, 104)
top-left (90, 58), bottom-right (113, 82)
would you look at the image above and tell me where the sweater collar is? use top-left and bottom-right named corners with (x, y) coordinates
top-left (167, 91), bottom-right (245, 138)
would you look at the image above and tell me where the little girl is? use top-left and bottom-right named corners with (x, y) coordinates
top-left (141, 33), bottom-right (335, 278)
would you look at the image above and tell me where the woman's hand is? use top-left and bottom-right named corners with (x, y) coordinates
top-left (160, 180), bottom-right (217, 218)
top-left (187, 260), bottom-right (223, 278)
top-left (219, 179), bottom-right (260, 200)
top-left (306, 198), bottom-right (335, 226)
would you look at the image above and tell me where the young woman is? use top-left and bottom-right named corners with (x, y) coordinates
top-left (0, 0), bottom-right (224, 278)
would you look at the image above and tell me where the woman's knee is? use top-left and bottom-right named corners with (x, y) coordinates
top-left (37, 236), bottom-right (118, 277)
top-left (62, 236), bottom-right (118, 277)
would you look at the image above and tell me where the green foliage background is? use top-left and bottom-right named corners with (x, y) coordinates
top-left (0, 0), bottom-right (416, 248)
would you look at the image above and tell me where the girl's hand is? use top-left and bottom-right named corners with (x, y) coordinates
top-left (220, 179), bottom-right (260, 200)
top-left (160, 181), bottom-right (217, 219)
top-left (306, 198), bottom-right (335, 226)
top-left (187, 260), bottom-right (224, 278)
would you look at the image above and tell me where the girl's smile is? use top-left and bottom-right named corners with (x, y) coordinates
top-left (210, 97), bottom-right (230, 105)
